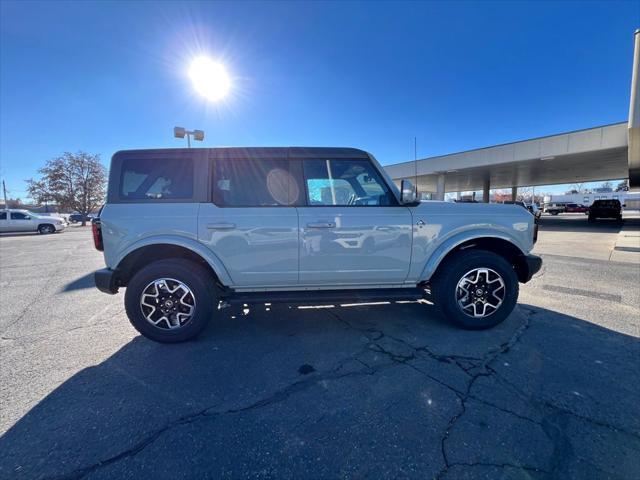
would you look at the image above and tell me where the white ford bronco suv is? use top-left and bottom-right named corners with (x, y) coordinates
top-left (93, 147), bottom-right (541, 343)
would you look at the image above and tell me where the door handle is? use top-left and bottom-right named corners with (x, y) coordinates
top-left (306, 222), bottom-right (336, 229)
top-left (206, 223), bottom-right (236, 230)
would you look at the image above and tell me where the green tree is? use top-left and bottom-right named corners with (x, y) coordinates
top-left (26, 151), bottom-right (107, 226)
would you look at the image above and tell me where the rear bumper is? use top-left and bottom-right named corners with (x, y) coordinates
top-left (521, 254), bottom-right (542, 283)
top-left (95, 268), bottom-right (120, 294)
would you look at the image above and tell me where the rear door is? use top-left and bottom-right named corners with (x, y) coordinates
top-left (296, 157), bottom-right (412, 285)
top-left (198, 151), bottom-right (302, 287)
top-left (0, 211), bottom-right (8, 232)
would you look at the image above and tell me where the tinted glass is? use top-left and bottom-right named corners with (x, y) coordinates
top-left (11, 212), bottom-right (29, 220)
top-left (303, 159), bottom-right (394, 206)
top-left (120, 158), bottom-right (193, 200)
top-left (0, 212), bottom-right (6, 220)
top-left (212, 158), bottom-right (302, 207)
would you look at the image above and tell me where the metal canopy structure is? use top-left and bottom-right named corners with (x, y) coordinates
top-left (385, 29), bottom-right (640, 198)
top-left (385, 122), bottom-right (629, 194)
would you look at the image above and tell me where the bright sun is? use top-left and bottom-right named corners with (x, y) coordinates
top-left (189, 56), bottom-right (231, 101)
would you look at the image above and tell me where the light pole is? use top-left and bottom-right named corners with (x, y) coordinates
top-left (173, 127), bottom-right (204, 148)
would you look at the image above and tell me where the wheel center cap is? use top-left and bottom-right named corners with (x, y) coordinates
top-left (475, 288), bottom-right (484, 296)
top-left (163, 299), bottom-right (175, 309)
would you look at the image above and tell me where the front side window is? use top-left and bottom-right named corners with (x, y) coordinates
top-left (120, 158), bottom-right (193, 200)
top-left (0, 212), bottom-right (7, 220)
top-left (212, 158), bottom-right (302, 207)
top-left (303, 159), bottom-right (395, 206)
top-left (11, 212), bottom-right (29, 220)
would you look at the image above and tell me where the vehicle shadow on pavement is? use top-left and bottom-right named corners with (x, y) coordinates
top-left (61, 272), bottom-right (96, 292)
top-left (1, 303), bottom-right (639, 479)
top-left (0, 232), bottom-right (40, 238)
top-left (538, 216), bottom-right (625, 233)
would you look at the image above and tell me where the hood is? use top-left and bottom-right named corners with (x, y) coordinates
top-left (415, 200), bottom-right (531, 216)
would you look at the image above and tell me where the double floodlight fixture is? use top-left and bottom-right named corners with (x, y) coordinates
top-left (174, 126), bottom-right (204, 148)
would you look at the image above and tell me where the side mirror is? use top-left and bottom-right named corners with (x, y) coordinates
top-left (400, 179), bottom-right (417, 204)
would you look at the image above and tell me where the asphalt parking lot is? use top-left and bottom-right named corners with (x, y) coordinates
top-left (0, 216), bottom-right (639, 480)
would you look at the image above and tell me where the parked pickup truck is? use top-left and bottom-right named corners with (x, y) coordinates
top-left (93, 148), bottom-right (541, 343)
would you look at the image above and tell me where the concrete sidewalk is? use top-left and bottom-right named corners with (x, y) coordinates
top-left (610, 216), bottom-right (640, 263)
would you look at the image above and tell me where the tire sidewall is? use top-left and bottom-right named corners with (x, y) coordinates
top-left (124, 260), bottom-right (216, 343)
top-left (433, 250), bottom-right (519, 330)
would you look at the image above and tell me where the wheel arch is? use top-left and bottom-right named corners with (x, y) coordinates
top-left (113, 239), bottom-right (233, 288)
top-left (422, 235), bottom-right (530, 284)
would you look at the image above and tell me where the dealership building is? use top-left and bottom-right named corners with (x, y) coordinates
top-left (384, 30), bottom-right (640, 201)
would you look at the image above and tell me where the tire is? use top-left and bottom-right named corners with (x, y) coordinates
top-left (550, 211), bottom-right (559, 216)
top-left (124, 259), bottom-right (217, 343)
top-left (588, 215), bottom-right (595, 222)
top-left (431, 250), bottom-right (519, 330)
top-left (38, 224), bottom-right (55, 234)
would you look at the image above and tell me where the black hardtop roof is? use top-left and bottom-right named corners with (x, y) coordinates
top-left (112, 146), bottom-right (370, 160)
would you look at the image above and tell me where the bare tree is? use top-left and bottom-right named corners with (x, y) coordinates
top-left (517, 186), bottom-right (533, 202)
top-left (599, 180), bottom-right (613, 190)
top-left (26, 152), bottom-right (107, 225)
top-left (615, 179), bottom-right (629, 192)
top-left (570, 183), bottom-right (585, 193)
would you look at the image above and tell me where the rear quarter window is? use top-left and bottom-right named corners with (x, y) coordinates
top-left (119, 158), bottom-right (193, 200)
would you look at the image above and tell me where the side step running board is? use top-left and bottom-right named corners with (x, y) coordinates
top-left (221, 288), bottom-right (428, 306)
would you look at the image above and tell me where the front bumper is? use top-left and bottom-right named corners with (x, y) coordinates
top-left (522, 254), bottom-right (542, 283)
top-left (95, 268), bottom-right (120, 294)
top-left (55, 223), bottom-right (67, 231)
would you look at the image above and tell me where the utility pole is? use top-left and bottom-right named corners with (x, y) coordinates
top-left (2, 180), bottom-right (7, 208)
top-left (414, 137), bottom-right (418, 186)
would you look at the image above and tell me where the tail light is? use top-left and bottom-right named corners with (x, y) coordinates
top-left (92, 218), bottom-right (104, 251)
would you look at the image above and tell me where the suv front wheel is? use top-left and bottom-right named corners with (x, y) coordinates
top-left (124, 259), bottom-right (217, 343)
top-left (431, 250), bottom-right (519, 330)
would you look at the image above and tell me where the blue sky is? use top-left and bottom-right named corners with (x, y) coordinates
top-left (1, 0), bottom-right (637, 199)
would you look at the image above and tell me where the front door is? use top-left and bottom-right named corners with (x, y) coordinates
top-left (9, 211), bottom-right (35, 232)
top-left (296, 157), bottom-right (413, 285)
top-left (198, 155), bottom-right (303, 287)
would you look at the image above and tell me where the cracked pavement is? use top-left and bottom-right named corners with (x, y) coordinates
top-left (1, 221), bottom-right (639, 479)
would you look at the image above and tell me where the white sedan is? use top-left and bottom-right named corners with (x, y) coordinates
top-left (0, 209), bottom-right (67, 234)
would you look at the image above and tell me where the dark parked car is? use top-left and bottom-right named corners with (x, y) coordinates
top-left (68, 213), bottom-right (93, 223)
top-left (502, 201), bottom-right (541, 218)
top-left (588, 199), bottom-right (623, 222)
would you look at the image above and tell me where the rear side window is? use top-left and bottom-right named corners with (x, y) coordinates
top-left (212, 158), bottom-right (302, 207)
top-left (120, 158), bottom-right (193, 200)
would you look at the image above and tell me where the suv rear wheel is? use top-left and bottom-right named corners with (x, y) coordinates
top-left (124, 259), bottom-right (217, 343)
top-left (431, 250), bottom-right (519, 330)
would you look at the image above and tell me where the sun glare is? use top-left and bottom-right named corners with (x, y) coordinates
top-left (189, 56), bottom-right (231, 101)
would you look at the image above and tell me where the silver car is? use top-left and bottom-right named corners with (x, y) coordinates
top-left (0, 209), bottom-right (67, 234)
